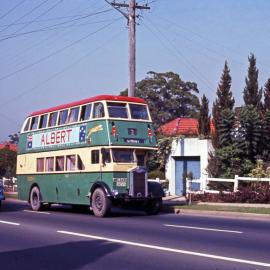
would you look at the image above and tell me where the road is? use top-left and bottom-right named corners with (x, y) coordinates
top-left (0, 199), bottom-right (270, 270)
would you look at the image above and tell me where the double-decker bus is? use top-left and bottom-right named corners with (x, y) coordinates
top-left (17, 95), bottom-right (164, 217)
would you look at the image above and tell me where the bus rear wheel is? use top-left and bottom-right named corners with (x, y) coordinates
top-left (30, 186), bottom-right (42, 211)
top-left (91, 188), bottom-right (111, 217)
top-left (145, 198), bottom-right (162, 215)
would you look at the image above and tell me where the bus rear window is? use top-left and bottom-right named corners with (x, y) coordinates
top-left (129, 104), bottom-right (149, 120)
top-left (107, 102), bottom-right (128, 118)
top-left (112, 149), bottom-right (134, 163)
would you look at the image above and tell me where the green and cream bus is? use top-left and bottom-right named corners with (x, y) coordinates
top-left (17, 95), bottom-right (164, 217)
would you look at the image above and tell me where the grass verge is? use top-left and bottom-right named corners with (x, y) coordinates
top-left (163, 204), bottom-right (270, 215)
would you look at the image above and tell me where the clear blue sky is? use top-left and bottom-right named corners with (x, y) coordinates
top-left (0, 0), bottom-right (270, 141)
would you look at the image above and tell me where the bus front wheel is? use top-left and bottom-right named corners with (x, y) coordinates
top-left (30, 186), bottom-right (42, 211)
top-left (91, 188), bottom-right (111, 217)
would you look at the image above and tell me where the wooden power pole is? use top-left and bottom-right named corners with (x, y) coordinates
top-left (106, 0), bottom-right (150, 97)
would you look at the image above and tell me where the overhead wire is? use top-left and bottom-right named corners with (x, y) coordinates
top-left (0, 28), bottom-right (124, 127)
top-left (0, 0), bottom-right (50, 34)
top-left (0, 2), bottom-right (108, 65)
top-left (0, 17), bottom-right (122, 82)
top-left (9, 0), bottom-right (65, 36)
top-left (0, 9), bottom-right (113, 41)
top-left (144, 17), bottom-right (215, 91)
top-left (0, 0), bottom-right (26, 21)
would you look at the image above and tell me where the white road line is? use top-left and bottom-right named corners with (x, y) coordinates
top-left (0, 220), bottom-right (20, 226)
top-left (164, 224), bottom-right (243, 234)
top-left (23, 210), bottom-right (50, 215)
top-left (57, 230), bottom-right (270, 268)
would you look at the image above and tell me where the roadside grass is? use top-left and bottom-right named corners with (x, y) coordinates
top-left (4, 192), bottom-right (18, 200)
top-left (170, 204), bottom-right (270, 215)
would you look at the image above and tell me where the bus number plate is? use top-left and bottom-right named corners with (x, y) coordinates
top-left (114, 178), bottom-right (127, 187)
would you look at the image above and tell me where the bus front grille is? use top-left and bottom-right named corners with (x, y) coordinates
top-left (132, 171), bottom-right (146, 197)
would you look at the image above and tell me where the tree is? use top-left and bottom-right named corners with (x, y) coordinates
top-left (0, 148), bottom-right (17, 178)
top-left (261, 109), bottom-right (270, 161)
top-left (219, 109), bottom-right (235, 147)
top-left (243, 54), bottom-right (262, 109)
top-left (8, 133), bottom-right (19, 144)
top-left (263, 78), bottom-right (270, 111)
top-left (236, 106), bottom-right (262, 162)
top-left (212, 61), bottom-right (235, 148)
top-left (120, 71), bottom-right (200, 129)
top-left (198, 94), bottom-right (210, 138)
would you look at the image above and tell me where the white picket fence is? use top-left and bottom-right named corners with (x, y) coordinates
top-left (1, 177), bottom-right (17, 192)
top-left (187, 175), bottom-right (270, 194)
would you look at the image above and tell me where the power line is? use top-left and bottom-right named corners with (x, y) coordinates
top-left (0, 18), bottom-right (122, 82)
top-left (0, 0), bottom-right (50, 34)
top-left (0, 9), bottom-right (113, 41)
top-left (0, 3), bottom-right (108, 65)
top-left (0, 28), bottom-right (124, 116)
top-left (9, 0), bottom-right (64, 36)
top-left (0, 0), bottom-right (26, 21)
top-left (144, 18), bottom-right (215, 91)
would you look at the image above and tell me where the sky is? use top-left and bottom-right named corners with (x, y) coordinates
top-left (0, 0), bottom-right (270, 141)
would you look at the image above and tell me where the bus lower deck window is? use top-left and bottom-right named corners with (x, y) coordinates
top-left (56, 156), bottom-right (64, 171)
top-left (45, 157), bottom-right (54, 172)
top-left (66, 155), bottom-right (76, 171)
top-left (77, 155), bottom-right (85, 170)
top-left (91, 150), bottom-right (99, 164)
top-left (37, 158), bottom-right (45, 172)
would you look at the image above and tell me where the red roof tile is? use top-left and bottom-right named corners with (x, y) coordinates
top-left (158, 118), bottom-right (214, 137)
top-left (0, 143), bottom-right (17, 152)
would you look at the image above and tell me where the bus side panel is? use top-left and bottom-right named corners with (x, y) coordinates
top-left (17, 175), bottom-right (32, 201)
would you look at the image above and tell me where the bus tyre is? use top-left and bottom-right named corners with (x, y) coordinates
top-left (92, 188), bottom-right (111, 217)
top-left (30, 186), bottom-right (42, 211)
top-left (145, 198), bottom-right (162, 215)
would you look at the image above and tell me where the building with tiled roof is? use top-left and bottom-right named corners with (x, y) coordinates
top-left (158, 118), bottom-right (213, 196)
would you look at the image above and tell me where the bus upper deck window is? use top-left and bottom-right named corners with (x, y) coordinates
top-left (48, 112), bottom-right (58, 127)
top-left (129, 104), bottom-right (149, 120)
top-left (39, 114), bottom-right (48, 129)
top-left (30, 116), bottom-right (39, 130)
top-left (67, 107), bottom-right (79, 123)
top-left (58, 110), bottom-right (68, 125)
top-left (93, 103), bottom-right (104, 118)
top-left (80, 104), bottom-right (92, 121)
top-left (23, 118), bottom-right (31, 132)
top-left (107, 102), bottom-right (128, 118)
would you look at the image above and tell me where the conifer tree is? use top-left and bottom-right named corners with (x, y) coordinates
top-left (263, 78), bottom-right (270, 111)
top-left (243, 54), bottom-right (262, 109)
top-left (198, 94), bottom-right (210, 137)
top-left (212, 61), bottom-right (234, 148)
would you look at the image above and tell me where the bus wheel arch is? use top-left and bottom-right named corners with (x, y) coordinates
top-left (90, 183), bottom-right (112, 217)
top-left (29, 185), bottom-right (43, 211)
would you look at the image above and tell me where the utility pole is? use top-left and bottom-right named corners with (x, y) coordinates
top-left (106, 0), bottom-right (150, 97)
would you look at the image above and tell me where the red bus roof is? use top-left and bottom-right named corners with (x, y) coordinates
top-left (29, 95), bottom-right (146, 117)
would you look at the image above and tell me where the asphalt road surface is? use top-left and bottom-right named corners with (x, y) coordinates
top-left (0, 199), bottom-right (270, 270)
